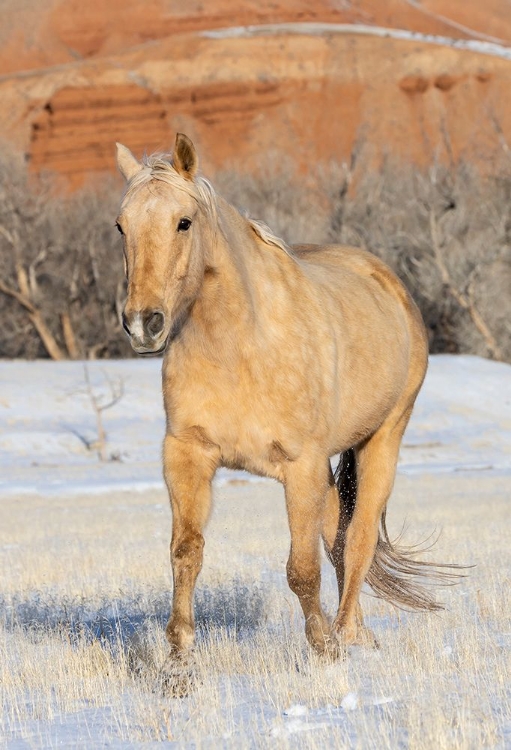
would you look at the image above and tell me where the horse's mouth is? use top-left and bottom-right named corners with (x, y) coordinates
top-left (133, 341), bottom-right (167, 357)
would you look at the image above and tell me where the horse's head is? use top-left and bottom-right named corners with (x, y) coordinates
top-left (115, 133), bottom-right (210, 355)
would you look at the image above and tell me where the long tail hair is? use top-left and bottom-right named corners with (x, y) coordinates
top-left (334, 449), bottom-right (464, 611)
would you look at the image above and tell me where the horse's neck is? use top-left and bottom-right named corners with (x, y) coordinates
top-left (188, 199), bottom-right (293, 355)
top-left (214, 200), bottom-right (261, 304)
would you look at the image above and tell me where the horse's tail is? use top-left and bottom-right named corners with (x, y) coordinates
top-left (334, 449), bottom-right (463, 611)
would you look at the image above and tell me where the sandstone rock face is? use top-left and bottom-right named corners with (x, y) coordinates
top-left (2, 1), bottom-right (511, 187)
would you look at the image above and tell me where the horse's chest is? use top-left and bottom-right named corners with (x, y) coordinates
top-left (163, 356), bottom-right (308, 473)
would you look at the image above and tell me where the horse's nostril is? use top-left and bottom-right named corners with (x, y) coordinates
top-left (122, 313), bottom-right (131, 336)
top-left (146, 310), bottom-right (165, 337)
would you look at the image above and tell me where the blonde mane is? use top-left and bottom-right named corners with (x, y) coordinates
top-left (123, 152), bottom-right (291, 255)
top-left (247, 217), bottom-right (292, 256)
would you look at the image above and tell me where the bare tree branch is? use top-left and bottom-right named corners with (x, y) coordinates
top-left (83, 364), bottom-right (124, 461)
top-left (0, 277), bottom-right (66, 360)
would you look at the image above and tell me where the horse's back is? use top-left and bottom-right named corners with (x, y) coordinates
top-left (292, 243), bottom-right (425, 338)
top-left (293, 243), bottom-right (404, 291)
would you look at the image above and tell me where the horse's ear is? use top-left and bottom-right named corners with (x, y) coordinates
top-left (173, 133), bottom-right (198, 180)
top-left (116, 143), bottom-right (142, 182)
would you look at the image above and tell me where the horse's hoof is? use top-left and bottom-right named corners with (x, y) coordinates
top-left (306, 613), bottom-right (344, 660)
top-left (308, 633), bottom-right (345, 661)
top-left (333, 624), bottom-right (379, 650)
top-left (159, 652), bottom-right (198, 697)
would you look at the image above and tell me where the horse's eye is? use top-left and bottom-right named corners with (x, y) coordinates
top-left (115, 222), bottom-right (124, 235)
top-left (178, 218), bottom-right (192, 232)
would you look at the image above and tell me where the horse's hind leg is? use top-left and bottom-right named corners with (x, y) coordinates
top-left (284, 457), bottom-right (338, 657)
top-left (163, 432), bottom-right (220, 657)
top-left (331, 407), bottom-right (413, 646)
top-left (322, 463), bottom-right (365, 626)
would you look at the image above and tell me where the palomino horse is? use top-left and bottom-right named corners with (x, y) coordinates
top-left (116, 134), bottom-right (452, 659)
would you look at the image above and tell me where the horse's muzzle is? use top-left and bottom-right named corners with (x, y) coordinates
top-left (122, 309), bottom-right (167, 354)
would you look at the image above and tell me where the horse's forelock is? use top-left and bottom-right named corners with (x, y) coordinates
top-left (122, 153), bottom-right (217, 222)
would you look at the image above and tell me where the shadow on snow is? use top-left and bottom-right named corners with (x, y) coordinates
top-left (0, 579), bottom-right (267, 648)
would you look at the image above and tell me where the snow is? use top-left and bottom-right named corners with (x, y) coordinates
top-left (1, 355), bottom-right (510, 747)
top-left (400, 355), bottom-right (511, 475)
top-left (270, 694), bottom-right (392, 737)
top-left (200, 22), bottom-right (511, 62)
top-left (270, 717), bottom-right (331, 736)
top-left (340, 692), bottom-right (359, 711)
top-left (0, 355), bottom-right (509, 498)
top-left (372, 696), bottom-right (394, 706)
top-left (283, 703), bottom-right (308, 717)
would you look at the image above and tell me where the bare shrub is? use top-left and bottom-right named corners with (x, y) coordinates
top-left (0, 143), bottom-right (131, 360)
top-left (0, 141), bottom-right (509, 361)
top-left (82, 364), bottom-right (125, 461)
top-left (216, 155), bottom-right (330, 245)
top-left (219, 158), bottom-right (511, 362)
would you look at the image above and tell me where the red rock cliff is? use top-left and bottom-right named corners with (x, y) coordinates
top-left (1, 1), bottom-right (511, 186)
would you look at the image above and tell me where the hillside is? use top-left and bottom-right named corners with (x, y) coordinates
top-left (2, 1), bottom-right (511, 186)
top-left (2, 0), bottom-right (511, 76)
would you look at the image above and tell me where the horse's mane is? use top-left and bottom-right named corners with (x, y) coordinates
top-left (247, 217), bottom-right (290, 255)
top-left (122, 153), bottom-right (291, 256)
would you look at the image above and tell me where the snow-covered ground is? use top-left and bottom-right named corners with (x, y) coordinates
top-left (1, 355), bottom-right (510, 748)
top-left (0, 355), bottom-right (509, 497)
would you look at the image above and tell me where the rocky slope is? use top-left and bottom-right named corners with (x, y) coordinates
top-left (2, 1), bottom-right (511, 186)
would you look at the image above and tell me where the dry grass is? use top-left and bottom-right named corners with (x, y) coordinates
top-left (1, 474), bottom-right (510, 747)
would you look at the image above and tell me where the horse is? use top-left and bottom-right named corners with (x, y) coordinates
top-left (115, 133), bottom-right (455, 660)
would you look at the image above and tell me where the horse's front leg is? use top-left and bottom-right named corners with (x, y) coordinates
top-left (163, 431), bottom-right (220, 657)
top-left (284, 458), bottom-right (340, 658)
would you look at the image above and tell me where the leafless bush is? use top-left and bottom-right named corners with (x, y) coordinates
top-left (219, 157), bottom-right (511, 362)
top-left (216, 154), bottom-right (329, 245)
top-left (82, 364), bottom-right (125, 461)
top-left (0, 142), bottom-right (509, 361)
top-left (0, 143), bottom-right (132, 359)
